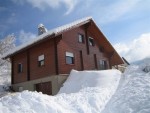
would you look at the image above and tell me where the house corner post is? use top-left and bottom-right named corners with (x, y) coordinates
top-left (54, 38), bottom-right (59, 75)
top-left (27, 50), bottom-right (30, 81)
top-left (85, 25), bottom-right (90, 55)
top-left (11, 57), bottom-right (14, 84)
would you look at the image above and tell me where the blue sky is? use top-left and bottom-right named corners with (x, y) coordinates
top-left (0, 0), bottom-right (150, 62)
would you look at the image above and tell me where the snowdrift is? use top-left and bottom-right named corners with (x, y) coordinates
top-left (102, 62), bottom-right (150, 113)
top-left (0, 69), bottom-right (121, 113)
top-left (0, 70), bottom-right (11, 97)
top-left (1, 58), bottom-right (150, 113)
top-left (59, 69), bottom-right (121, 94)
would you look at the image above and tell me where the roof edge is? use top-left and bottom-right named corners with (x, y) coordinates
top-left (2, 16), bottom-right (93, 59)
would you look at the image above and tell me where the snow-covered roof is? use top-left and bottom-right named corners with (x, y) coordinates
top-left (3, 17), bottom-right (92, 58)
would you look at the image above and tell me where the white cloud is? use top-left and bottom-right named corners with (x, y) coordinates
top-left (18, 30), bottom-right (36, 44)
top-left (63, 0), bottom-right (78, 15)
top-left (114, 33), bottom-right (150, 62)
top-left (12, 0), bottom-right (78, 15)
top-left (77, 0), bottom-right (142, 24)
top-left (99, 0), bottom-right (139, 24)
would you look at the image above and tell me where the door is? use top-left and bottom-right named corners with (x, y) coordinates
top-left (35, 81), bottom-right (52, 95)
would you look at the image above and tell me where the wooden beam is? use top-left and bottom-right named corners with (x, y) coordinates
top-left (84, 24), bottom-right (90, 55)
top-left (107, 51), bottom-right (115, 68)
top-left (94, 54), bottom-right (98, 69)
top-left (108, 58), bottom-right (112, 69)
top-left (80, 50), bottom-right (84, 70)
top-left (11, 57), bottom-right (14, 84)
top-left (54, 38), bottom-right (59, 75)
top-left (122, 57), bottom-right (130, 65)
top-left (27, 50), bottom-right (30, 81)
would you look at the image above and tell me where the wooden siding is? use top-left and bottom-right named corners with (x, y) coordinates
top-left (57, 26), bottom-right (109, 74)
top-left (12, 38), bottom-right (57, 84)
top-left (29, 39), bottom-right (56, 80)
top-left (13, 51), bottom-right (28, 83)
top-left (10, 20), bottom-right (123, 84)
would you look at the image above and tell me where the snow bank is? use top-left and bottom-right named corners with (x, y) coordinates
top-left (59, 69), bottom-right (121, 94)
top-left (102, 61), bottom-right (150, 113)
top-left (0, 69), bottom-right (121, 113)
top-left (0, 71), bottom-right (11, 97)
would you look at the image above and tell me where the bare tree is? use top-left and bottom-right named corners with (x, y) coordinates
top-left (0, 34), bottom-right (15, 76)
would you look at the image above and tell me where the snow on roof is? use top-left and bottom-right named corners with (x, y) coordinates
top-left (3, 16), bottom-right (92, 58)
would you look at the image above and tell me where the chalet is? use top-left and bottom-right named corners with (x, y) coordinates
top-left (3, 17), bottom-right (124, 95)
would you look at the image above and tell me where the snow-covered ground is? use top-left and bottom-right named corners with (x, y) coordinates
top-left (0, 59), bottom-right (150, 113)
top-left (0, 69), bottom-right (121, 113)
top-left (102, 62), bottom-right (150, 113)
top-left (0, 66), bottom-right (11, 97)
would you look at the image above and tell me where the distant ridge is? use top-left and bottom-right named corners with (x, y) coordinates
top-left (132, 57), bottom-right (150, 65)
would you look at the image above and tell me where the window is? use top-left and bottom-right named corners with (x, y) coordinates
top-left (99, 60), bottom-right (107, 70)
top-left (18, 63), bottom-right (23, 73)
top-left (38, 54), bottom-right (45, 67)
top-left (89, 37), bottom-right (95, 46)
top-left (66, 52), bottom-right (74, 64)
top-left (78, 34), bottom-right (84, 43)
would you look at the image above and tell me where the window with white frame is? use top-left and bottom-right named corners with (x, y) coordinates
top-left (38, 54), bottom-right (45, 66)
top-left (18, 63), bottom-right (23, 73)
top-left (66, 52), bottom-right (74, 64)
top-left (78, 34), bottom-right (84, 43)
top-left (89, 37), bottom-right (95, 46)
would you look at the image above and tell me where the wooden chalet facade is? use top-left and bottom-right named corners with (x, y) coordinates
top-left (3, 17), bottom-right (124, 95)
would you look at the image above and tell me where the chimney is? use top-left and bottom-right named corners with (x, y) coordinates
top-left (38, 24), bottom-right (48, 35)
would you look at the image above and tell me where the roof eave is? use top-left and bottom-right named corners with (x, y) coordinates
top-left (2, 18), bottom-right (92, 59)
top-left (89, 20), bottom-right (124, 65)
top-left (2, 33), bottom-right (56, 59)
